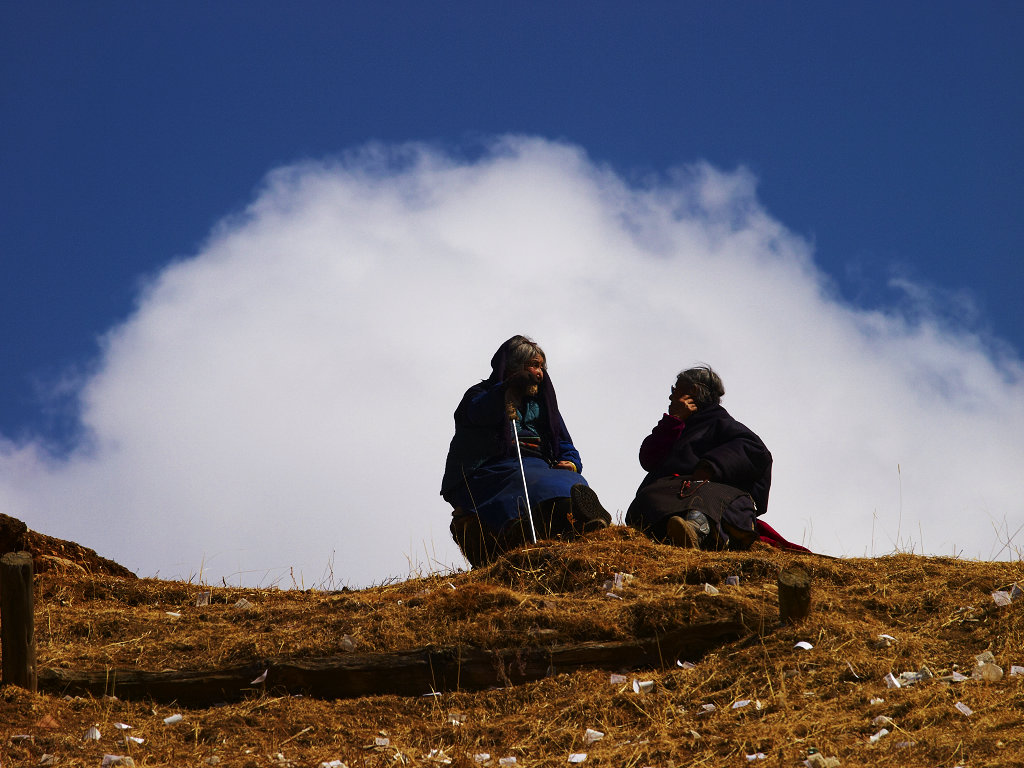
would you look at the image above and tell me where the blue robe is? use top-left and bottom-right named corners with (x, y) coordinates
top-left (441, 340), bottom-right (588, 535)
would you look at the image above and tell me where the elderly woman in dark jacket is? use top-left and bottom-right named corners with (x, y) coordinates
top-left (626, 365), bottom-right (772, 549)
top-left (442, 335), bottom-right (611, 566)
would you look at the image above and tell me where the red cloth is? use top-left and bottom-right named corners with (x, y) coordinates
top-left (755, 519), bottom-right (812, 553)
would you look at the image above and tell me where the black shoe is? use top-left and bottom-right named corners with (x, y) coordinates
top-left (569, 484), bottom-right (613, 533)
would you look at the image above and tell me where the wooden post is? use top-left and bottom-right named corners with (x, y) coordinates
top-left (777, 564), bottom-right (811, 625)
top-left (1, 551), bottom-right (37, 692)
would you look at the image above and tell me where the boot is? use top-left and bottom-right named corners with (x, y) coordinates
top-left (666, 515), bottom-right (701, 548)
top-left (451, 514), bottom-right (488, 568)
top-left (569, 483), bottom-right (612, 534)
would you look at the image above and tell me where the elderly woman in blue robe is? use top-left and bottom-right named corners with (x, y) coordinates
top-left (442, 336), bottom-right (611, 566)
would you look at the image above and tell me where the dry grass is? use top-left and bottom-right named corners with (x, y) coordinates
top-left (2, 526), bottom-right (1023, 767)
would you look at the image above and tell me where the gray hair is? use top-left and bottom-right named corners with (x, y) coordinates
top-left (506, 335), bottom-right (546, 373)
top-left (677, 365), bottom-right (725, 407)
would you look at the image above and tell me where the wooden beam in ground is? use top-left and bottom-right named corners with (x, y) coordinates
top-left (38, 620), bottom-right (745, 706)
top-left (1, 551), bottom-right (37, 692)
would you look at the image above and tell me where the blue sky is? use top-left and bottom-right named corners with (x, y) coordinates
top-left (2, 3), bottom-right (1022, 584)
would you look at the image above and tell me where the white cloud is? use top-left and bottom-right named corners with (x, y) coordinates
top-left (2, 137), bottom-right (1022, 586)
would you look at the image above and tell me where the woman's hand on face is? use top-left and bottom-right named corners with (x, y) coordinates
top-left (668, 394), bottom-right (697, 421)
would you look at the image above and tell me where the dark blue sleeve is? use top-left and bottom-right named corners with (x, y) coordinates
top-left (454, 382), bottom-right (507, 427)
top-left (557, 440), bottom-right (583, 473)
top-left (553, 411), bottom-right (583, 473)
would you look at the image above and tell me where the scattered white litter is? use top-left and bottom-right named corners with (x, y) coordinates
top-left (165, 611), bottom-right (182, 620)
top-left (803, 753), bottom-right (840, 768)
top-left (975, 650), bottom-right (996, 665)
top-left (609, 673), bottom-right (627, 685)
top-left (498, 758), bottom-right (518, 766)
top-left (40, 756), bottom-right (56, 766)
top-left (84, 726), bottom-right (102, 740)
top-left (319, 761), bottom-right (348, 768)
top-left (602, 572), bottom-right (634, 591)
top-left (196, 591), bottom-right (211, 606)
top-left (473, 754), bottom-right (490, 763)
top-left (873, 715), bottom-right (895, 727)
top-left (732, 699), bottom-right (751, 709)
top-left (883, 672), bottom-right (901, 689)
top-left (992, 590), bottom-right (1012, 607)
top-left (873, 634), bottom-right (897, 648)
top-left (869, 728), bottom-right (890, 744)
top-left (745, 753), bottom-right (767, 761)
top-left (677, 660), bottom-right (696, 670)
top-left (974, 663), bottom-right (1004, 682)
top-left (340, 635), bottom-right (356, 652)
top-left (233, 598), bottom-right (253, 610)
top-left (794, 641), bottom-right (813, 651)
top-left (900, 666), bottom-right (933, 685)
top-left (113, 722), bottom-right (132, 731)
top-left (584, 728), bottom-right (604, 744)
top-left (1010, 665), bottom-right (1024, 677)
top-left (703, 583), bottom-right (720, 595)
top-left (955, 701), bottom-right (974, 717)
top-left (700, 703), bottom-right (716, 714)
top-left (1011, 583), bottom-right (1023, 601)
top-left (869, 697), bottom-right (885, 705)
top-left (605, 591), bottom-right (623, 600)
top-left (726, 575), bottom-right (741, 586)
top-left (100, 757), bottom-right (136, 767)
top-left (947, 670), bottom-right (970, 682)
top-left (374, 737), bottom-right (390, 748)
top-left (632, 679), bottom-right (654, 693)
top-left (125, 736), bottom-right (145, 745)
top-left (568, 754), bottom-right (587, 763)
top-left (163, 714), bottom-right (183, 725)
top-left (846, 661), bottom-right (860, 679)
top-left (251, 669), bottom-right (268, 684)
top-left (449, 714), bottom-right (465, 726)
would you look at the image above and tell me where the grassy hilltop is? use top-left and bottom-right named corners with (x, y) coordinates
top-left (1, 525), bottom-right (1022, 767)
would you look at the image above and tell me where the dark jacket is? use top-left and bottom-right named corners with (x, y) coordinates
top-left (440, 338), bottom-right (581, 501)
top-left (637, 404), bottom-right (772, 515)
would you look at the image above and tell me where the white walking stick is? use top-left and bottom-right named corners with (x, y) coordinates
top-left (510, 414), bottom-right (538, 544)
